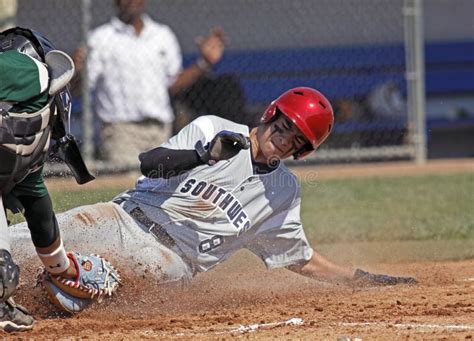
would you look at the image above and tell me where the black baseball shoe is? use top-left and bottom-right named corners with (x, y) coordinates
top-left (0, 298), bottom-right (35, 332)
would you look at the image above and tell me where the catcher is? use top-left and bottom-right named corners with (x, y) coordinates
top-left (11, 87), bottom-right (416, 314)
top-left (0, 27), bottom-right (120, 333)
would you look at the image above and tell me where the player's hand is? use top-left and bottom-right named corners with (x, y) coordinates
top-left (196, 130), bottom-right (250, 165)
top-left (353, 268), bottom-right (417, 286)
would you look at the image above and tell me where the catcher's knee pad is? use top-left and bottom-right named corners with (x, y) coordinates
top-left (0, 249), bottom-right (20, 302)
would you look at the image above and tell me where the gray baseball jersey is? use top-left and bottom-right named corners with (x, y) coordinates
top-left (116, 115), bottom-right (313, 273)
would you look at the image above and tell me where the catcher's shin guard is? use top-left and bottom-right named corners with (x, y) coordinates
top-left (0, 250), bottom-right (19, 303)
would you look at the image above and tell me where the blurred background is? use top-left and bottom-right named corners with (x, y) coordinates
top-left (3, 0), bottom-right (474, 280)
top-left (2, 0), bottom-right (473, 171)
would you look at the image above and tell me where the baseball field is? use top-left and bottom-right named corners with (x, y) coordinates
top-left (9, 159), bottom-right (474, 339)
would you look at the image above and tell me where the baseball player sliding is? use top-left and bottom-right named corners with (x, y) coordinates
top-left (11, 87), bottom-right (416, 312)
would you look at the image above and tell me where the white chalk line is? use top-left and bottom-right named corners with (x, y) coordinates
top-left (139, 317), bottom-right (304, 337)
top-left (138, 318), bottom-right (474, 338)
top-left (341, 322), bottom-right (474, 331)
top-left (218, 317), bottom-right (304, 334)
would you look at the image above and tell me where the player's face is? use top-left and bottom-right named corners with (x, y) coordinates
top-left (256, 114), bottom-right (308, 163)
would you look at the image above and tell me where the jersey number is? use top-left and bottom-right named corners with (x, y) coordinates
top-left (199, 236), bottom-right (223, 253)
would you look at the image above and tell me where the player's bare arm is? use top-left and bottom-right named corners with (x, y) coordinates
top-left (288, 249), bottom-right (417, 285)
top-left (287, 250), bottom-right (355, 282)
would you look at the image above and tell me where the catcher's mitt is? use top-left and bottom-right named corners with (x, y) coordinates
top-left (39, 252), bottom-right (120, 313)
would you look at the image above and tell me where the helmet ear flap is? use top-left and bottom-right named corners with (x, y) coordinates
top-left (261, 102), bottom-right (276, 123)
top-left (262, 106), bottom-right (283, 124)
top-left (262, 100), bottom-right (291, 124)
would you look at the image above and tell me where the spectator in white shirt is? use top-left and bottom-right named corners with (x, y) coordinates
top-left (73, 0), bottom-right (226, 168)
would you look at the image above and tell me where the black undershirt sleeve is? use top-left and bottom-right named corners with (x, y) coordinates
top-left (139, 147), bottom-right (204, 179)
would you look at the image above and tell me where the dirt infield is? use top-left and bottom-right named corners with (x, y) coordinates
top-left (11, 253), bottom-right (474, 339)
top-left (4, 159), bottom-right (473, 338)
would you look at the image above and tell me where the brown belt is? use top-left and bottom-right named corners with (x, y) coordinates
top-left (128, 207), bottom-right (176, 249)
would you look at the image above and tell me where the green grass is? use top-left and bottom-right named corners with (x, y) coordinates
top-left (51, 188), bottom-right (126, 212)
top-left (300, 173), bottom-right (474, 243)
top-left (10, 172), bottom-right (474, 248)
top-left (8, 188), bottom-right (127, 225)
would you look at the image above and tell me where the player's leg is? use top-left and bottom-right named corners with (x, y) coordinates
top-left (66, 202), bottom-right (193, 283)
top-left (18, 194), bottom-right (72, 275)
top-left (8, 203), bottom-right (123, 260)
top-left (125, 243), bottom-right (193, 284)
top-left (55, 202), bottom-right (193, 282)
top-left (11, 202), bottom-right (192, 283)
top-left (23, 202), bottom-right (129, 257)
top-left (114, 201), bottom-right (193, 283)
top-left (0, 196), bottom-right (35, 333)
top-left (5, 169), bottom-right (66, 268)
top-left (12, 169), bottom-right (75, 278)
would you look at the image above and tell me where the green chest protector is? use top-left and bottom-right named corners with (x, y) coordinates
top-left (0, 27), bottom-right (95, 194)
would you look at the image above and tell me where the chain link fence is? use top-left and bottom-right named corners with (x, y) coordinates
top-left (9, 0), bottom-right (426, 170)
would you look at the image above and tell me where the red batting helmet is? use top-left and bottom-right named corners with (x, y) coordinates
top-left (261, 87), bottom-right (334, 159)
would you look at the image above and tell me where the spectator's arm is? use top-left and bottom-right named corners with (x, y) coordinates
top-left (168, 63), bottom-right (208, 96)
top-left (69, 46), bottom-right (87, 97)
top-left (169, 27), bottom-right (226, 96)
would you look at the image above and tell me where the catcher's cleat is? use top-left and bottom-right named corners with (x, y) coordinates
top-left (0, 298), bottom-right (35, 333)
